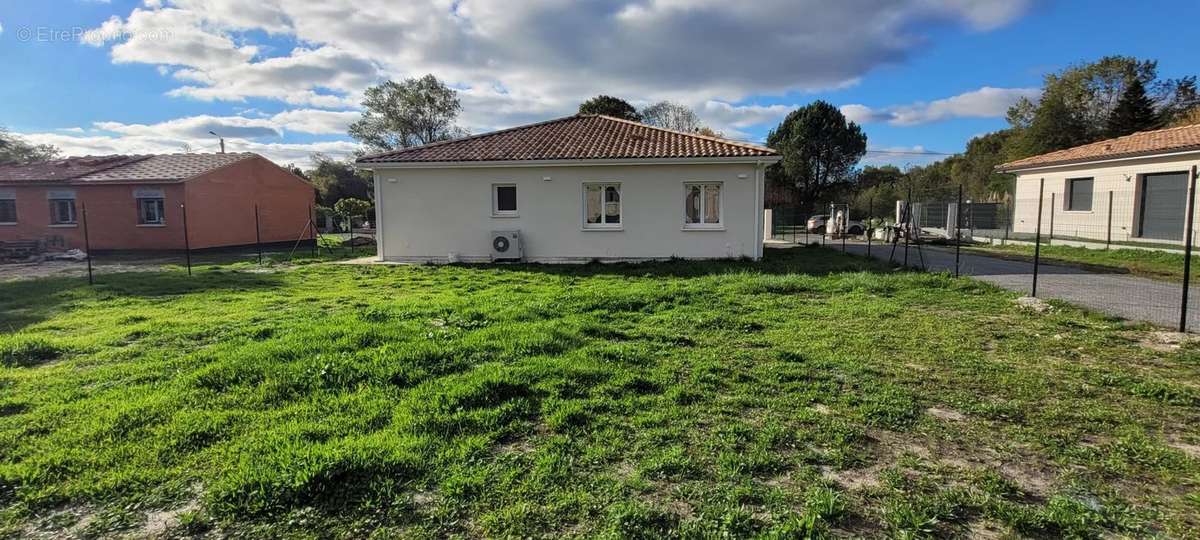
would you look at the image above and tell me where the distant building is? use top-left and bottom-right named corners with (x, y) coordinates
top-left (998, 124), bottom-right (1200, 244)
top-left (0, 153), bottom-right (315, 251)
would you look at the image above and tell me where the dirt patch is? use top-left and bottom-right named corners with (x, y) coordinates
top-left (926, 407), bottom-right (966, 422)
top-left (1134, 331), bottom-right (1200, 353)
top-left (820, 464), bottom-right (884, 491)
top-left (140, 499), bottom-right (201, 538)
top-left (966, 519), bottom-right (1009, 539)
top-left (810, 403), bottom-right (832, 415)
top-left (1014, 296), bottom-right (1052, 313)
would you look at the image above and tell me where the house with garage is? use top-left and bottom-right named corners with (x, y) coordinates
top-left (998, 123), bottom-right (1200, 245)
top-left (356, 114), bottom-right (781, 263)
top-left (0, 153), bottom-right (316, 252)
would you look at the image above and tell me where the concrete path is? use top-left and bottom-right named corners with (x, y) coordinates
top-left (782, 239), bottom-right (1200, 331)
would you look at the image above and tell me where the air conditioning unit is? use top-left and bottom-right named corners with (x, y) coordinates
top-left (490, 230), bottom-right (523, 261)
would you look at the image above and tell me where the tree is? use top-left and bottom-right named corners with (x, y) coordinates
top-left (1004, 56), bottom-right (1197, 158)
top-left (765, 101), bottom-right (867, 208)
top-left (640, 101), bottom-right (703, 132)
top-left (1106, 78), bottom-right (1160, 137)
top-left (0, 128), bottom-right (60, 165)
top-left (306, 153), bottom-right (372, 207)
top-left (333, 198), bottom-right (373, 223)
top-left (1169, 106), bottom-right (1200, 128)
top-left (578, 95), bottom-right (642, 121)
top-left (349, 75), bottom-right (467, 153)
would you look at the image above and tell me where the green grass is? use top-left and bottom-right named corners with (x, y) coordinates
top-left (964, 243), bottom-right (1196, 282)
top-left (2, 248), bottom-right (1199, 538)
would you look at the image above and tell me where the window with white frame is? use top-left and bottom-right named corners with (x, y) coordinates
top-left (0, 191), bottom-right (15, 224)
top-left (684, 182), bottom-right (722, 228)
top-left (48, 192), bottom-right (76, 225)
top-left (583, 183), bottom-right (621, 228)
top-left (138, 197), bottom-right (166, 225)
top-left (492, 184), bottom-right (517, 216)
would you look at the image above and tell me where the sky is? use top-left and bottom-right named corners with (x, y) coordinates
top-left (0, 0), bottom-right (1197, 169)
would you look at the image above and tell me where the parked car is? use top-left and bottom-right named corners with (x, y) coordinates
top-left (806, 214), bottom-right (864, 235)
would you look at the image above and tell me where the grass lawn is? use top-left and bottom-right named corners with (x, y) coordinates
top-left (2, 248), bottom-right (1200, 538)
top-left (962, 243), bottom-right (1194, 282)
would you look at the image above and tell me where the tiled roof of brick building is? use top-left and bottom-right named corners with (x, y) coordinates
top-left (998, 123), bottom-right (1200, 171)
top-left (0, 153), bottom-right (255, 184)
top-left (357, 114), bottom-right (778, 164)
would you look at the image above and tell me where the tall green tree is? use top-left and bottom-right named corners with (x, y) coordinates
top-left (349, 75), bottom-right (467, 153)
top-left (766, 101), bottom-right (867, 208)
top-left (1005, 56), bottom-right (1196, 158)
top-left (1106, 78), bottom-right (1161, 137)
top-left (0, 128), bottom-right (60, 165)
top-left (578, 95), bottom-right (642, 121)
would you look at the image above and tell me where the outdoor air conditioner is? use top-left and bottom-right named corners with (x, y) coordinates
top-left (490, 230), bottom-right (523, 261)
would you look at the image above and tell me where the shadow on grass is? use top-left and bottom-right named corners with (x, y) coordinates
top-left (0, 268), bottom-right (286, 332)
top-left (457, 245), bottom-right (897, 279)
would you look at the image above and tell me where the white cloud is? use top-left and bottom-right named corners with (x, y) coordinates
top-left (82, 0), bottom-right (1034, 122)
top-left (21, 131), bottom-right (357, 168)
top-left (841, 86), bottom-right (1041, 126)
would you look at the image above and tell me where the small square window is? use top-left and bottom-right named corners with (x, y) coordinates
top-left (0, 199), bottom-right (15, 224)
top-left (50, 199), bottom-right (76, 225)
top-left (1067, 178), bottom-right (1093, 211)
top-left (493, 184), bottom-right (517, 216)
top-left (138, 198), bottom-right (166, 225)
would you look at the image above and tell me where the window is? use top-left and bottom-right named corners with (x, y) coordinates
top-left (49, 198), bottom-right (76, 225)
top-left (492, 184), bottom-right (517, 216)
top-left (0, 198), bottom-right (14, 224)
top-left (583, 183), bottom-right (621, 228)
top-left (684, 183), bottom-right (722, 229)
top-left (1066, 177), bottom-right (1093, 211)
top-left (137, 198), bottom-right (166, 225)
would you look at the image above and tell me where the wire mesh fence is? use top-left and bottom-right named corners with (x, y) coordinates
top-left (896, 169), bottom-right (1200, 332)
top-left (0, 199), bottom-right (376, 284)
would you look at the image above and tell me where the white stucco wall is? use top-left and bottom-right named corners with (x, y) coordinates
top-left (369, 161), bottom-right (767, 263)
top-left (1011, 153), bottom-right (1200, 244)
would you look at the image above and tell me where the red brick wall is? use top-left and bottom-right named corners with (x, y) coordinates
top-left (0, 156), bottom-right (315, 251)
top-left (0, 184), bottom-right (186, 250)
top-left (182, 156), bottom-right (316, 249)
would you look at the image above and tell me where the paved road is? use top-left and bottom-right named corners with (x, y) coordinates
top-left (804, 240), bottom-right (1200, 331)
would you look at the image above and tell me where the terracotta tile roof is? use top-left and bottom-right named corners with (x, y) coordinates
top-left (356, 114), bottom-right (778, 164)
top-left (998, 123), bottom-right (1200, 171)
top-left (0, 155), bottom-right (150, 183)
top-left (0, 153), bottom-right (255, 184)
top-left (77, 153), bottom-right (254, 183)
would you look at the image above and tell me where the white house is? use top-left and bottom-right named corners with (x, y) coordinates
top-left (998, 123), bottom-right (1200, 245)
top-left (356, 114), bottom-right (781, 263)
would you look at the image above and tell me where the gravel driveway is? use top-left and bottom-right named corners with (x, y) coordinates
top-left (836, 240), bottom-right (1200, 332)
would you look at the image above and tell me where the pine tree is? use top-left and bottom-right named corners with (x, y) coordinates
top-left (1106, 78), bottom-right (1160, 138)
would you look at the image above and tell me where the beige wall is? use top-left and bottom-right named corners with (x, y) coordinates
top-left (371, 162), bottom-right (766, 262)
top-left (1012, 153), bottom-right (1200, 244)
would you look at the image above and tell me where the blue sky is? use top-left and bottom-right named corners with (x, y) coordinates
top-left (1, 1), bottom-right (1197, 168)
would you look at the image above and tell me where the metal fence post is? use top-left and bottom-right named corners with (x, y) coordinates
top-left (181, 202), bottom-right (192, 276)
top-left (309, 205), bottom-right (317, 258)
top-left (254, 204), bottom-right (263, 264)
top-left (81, 202), bottom-right (93, 285)
top-left (1180, 165), bottom-right (1198, 332)
top-left (904, 188), bottom-right (912, 267)
top-left (1033, 178), bottom-right (1045, 297)
top-left (1106, 191), bottom-right (1114, 249)
top-left (955, 185), bottom-right (962, 278)
top-left (1049, 192), bottom-right (1056, 242)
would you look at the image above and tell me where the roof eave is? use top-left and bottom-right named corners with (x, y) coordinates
top-left (355, 156), bottom-right (781, 170)
top-left (996, 146), bottom-right (1200, 173)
